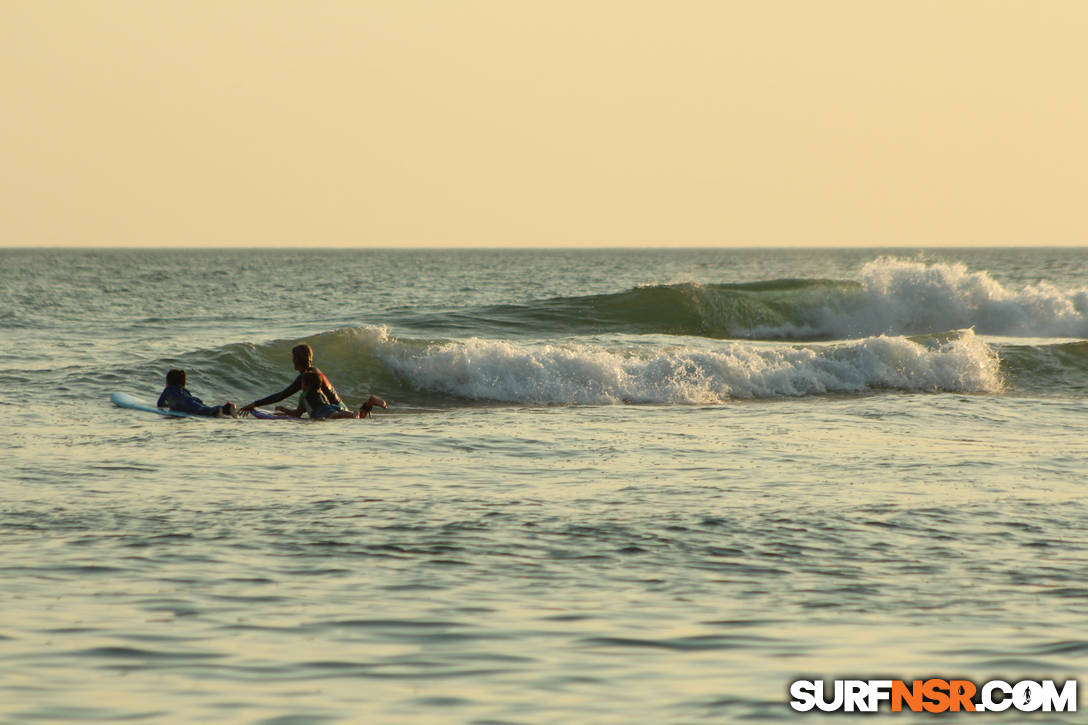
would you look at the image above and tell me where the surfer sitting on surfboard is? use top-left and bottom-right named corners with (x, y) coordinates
top-left (158, 369), bottom-right (238, 418)
top-left (238, 343), bottom-right (385, 418)
top-left (273, 371), bottom-right (386, 420)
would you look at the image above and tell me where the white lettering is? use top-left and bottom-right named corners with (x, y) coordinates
top-left (868, 680), bottom-right (893, 711)
top-left (982, 680), bottom-right (1013, 712)
top-left (844, 680), bottom-right (868, 712)
top-left (816, 679), bottom-right (844, 712)
top-left (789, 680), bottom-right (816, 712)
top-left (1040, 680), bottom-right (1077, 712)
top-left (1014, 680), bottom-right (1043, 712)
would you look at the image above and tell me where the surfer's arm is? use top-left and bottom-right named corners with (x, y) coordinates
top-left (241, 375), bottom-right (303, 411)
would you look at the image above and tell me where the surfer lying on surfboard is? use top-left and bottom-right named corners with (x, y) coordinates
top-left (273, 371), bottom-right (386, 420)
top-left (158, 369), bottom-right (238, 418)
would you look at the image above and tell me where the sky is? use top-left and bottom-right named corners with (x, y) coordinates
top-left (2, 0), bottom-right (1086, 248)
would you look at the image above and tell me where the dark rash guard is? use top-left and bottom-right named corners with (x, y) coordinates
top-left (157, 385), bottom-right (223, 416)
top-left (250, 368), bottom-right (344, 409)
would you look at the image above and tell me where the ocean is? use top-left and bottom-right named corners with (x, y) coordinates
top-left (2, 247), bottom-right (1086, 723)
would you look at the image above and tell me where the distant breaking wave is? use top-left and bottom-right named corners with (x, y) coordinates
top-left (839, 259), bottom-right (1088, 339)
top-left (417, 259), bottom-right (1088, 341)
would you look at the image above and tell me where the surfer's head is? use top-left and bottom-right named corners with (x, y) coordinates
top-left (166, 369), bottom-right (186, 387)
top-left (301, 371), bottom-right (321, 392)
top-left (292, 344), bottom-right (314, 372)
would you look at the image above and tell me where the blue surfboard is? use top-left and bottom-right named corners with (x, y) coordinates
top-left (110, 392), bottom-right (295, 420)
top-left (110, 392), bottom-right (202, 418)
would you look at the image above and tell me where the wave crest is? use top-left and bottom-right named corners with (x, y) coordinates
top-left (424, 259), bottom-right (1088, 341)
top-left (384, 329), bottom-right (1001, 405)
top-left (841, 258), bottom-right (1088, 339)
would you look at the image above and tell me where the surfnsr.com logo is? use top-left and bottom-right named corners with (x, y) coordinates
top-left (789, 679), bottom-right (1077, 713)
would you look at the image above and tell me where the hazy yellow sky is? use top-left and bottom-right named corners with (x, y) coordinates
top-left (2, 1), bottom-right (1086, 247)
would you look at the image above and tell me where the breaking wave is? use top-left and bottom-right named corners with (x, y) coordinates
top-left (426, 259), bottom-right (1088, 341)
top-left (380, 328), bottom-right (1002, 405)
top-left (98, 326), bottom-right (1008, 408)
top-left (89, 255), bottom-right (1088, 407)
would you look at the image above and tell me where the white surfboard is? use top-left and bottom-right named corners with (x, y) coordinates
top-left (110, 392), bottom-right (202, 418)
top-left (110, 392), bottom-right (293, 420)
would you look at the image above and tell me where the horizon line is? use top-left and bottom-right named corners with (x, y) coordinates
top-left (3, 243), bottom-right (1087, 251)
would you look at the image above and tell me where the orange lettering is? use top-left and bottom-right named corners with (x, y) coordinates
top-left (949, 680), bottom-right (976, 712)
top-left (922, 679), bottom-right (951, 713)
top-left (892, 680), bottom-right (924, 712)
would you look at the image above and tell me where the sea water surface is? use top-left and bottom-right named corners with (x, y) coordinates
top-left (2, 248), bottom-right (1087, 723)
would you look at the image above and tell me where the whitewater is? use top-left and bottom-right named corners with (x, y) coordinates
top-left (2, 247), bottom-right (1086, 723)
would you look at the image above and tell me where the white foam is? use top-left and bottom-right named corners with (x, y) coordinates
top-left (382, 330), bottom-right (1001, 405)
top-left (790, 258), bottom-right (1088, 339)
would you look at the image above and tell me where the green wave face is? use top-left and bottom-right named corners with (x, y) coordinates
top-left (471, 279), bottom-right (865, 339)
top-left (998, 340), bottom-right (1088, 395)
top-left (387, 259), bottom-right (1088, 342)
